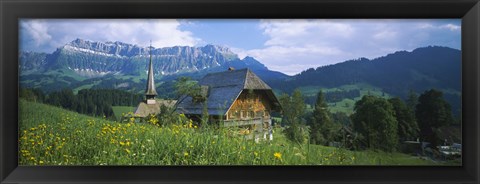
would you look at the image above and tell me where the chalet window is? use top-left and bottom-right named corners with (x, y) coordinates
top-left (241, 110), bottom-right (245, 118)
top-left (248, 111), bottom-right (254, 118)
top-left (256, 111), bottom-right (264, 118)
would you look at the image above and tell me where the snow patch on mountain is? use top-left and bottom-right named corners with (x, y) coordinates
top-left (63, 45), bottom-right (126, 58)
top-left (72, 68), bottom-right (112, 77)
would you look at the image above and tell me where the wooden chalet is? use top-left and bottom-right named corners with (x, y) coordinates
top-left (175, 68), bottom-right (281, 140)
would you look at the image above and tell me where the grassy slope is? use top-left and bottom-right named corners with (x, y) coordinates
top-left (300, 83), bottom-right (391, 115)
top-left (112, 106), bottom-right (137, 120)
top-left (19, 99), bottom-right (444, 166)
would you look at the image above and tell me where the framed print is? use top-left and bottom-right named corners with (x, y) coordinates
top-left (1, 0), bottom-right (479, 183)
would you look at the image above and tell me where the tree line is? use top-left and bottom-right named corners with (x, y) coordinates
top-left (304, 89), bottom-right (360, 105)
top-left (279, 88), bottom-right (456, 153)
top-left (19, 88), bottom-right (143, 119)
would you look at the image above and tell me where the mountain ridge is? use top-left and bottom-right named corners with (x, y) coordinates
top-left (64, 38), bottom-right (236, 58)
top-left (272, 45), bottom-right (461, 98)
top-left (20, 38), bottom-right (275, 77)
top-left (19, 38), bottom-right (287, 93)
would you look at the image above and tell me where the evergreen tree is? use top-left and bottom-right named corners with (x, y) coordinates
top-left (331, 112), bottom-right (351, 125)
top-left (31, 88), bottom-right (143, 119)
top-left (351, 95), bottom-right (398, 152)
top-left (20, 88), bottom-right (37, 102)
top-left (415, 89), bottom-right (453, 148)
top-left (309, 90), bottom-right (335, 145)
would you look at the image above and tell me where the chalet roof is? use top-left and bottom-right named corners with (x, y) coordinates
top-left (175, 68), bottom-right (281, 116)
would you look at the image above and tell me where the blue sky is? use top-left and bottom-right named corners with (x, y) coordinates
top-left (20, 19), bottom-right (461, 75)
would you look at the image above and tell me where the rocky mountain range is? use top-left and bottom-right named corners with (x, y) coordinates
top-left (19, 39), bottom-right (287, 93)
top-left (20, 38), bottom-right (279, 77)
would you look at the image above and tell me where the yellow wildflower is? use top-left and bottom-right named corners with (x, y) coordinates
top-left (184, 152), bottom-right (189, 157)
top-left (274, 152), bottom-right (282, 160)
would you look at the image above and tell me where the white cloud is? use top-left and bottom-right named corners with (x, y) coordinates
top-left (20, 19), bottom-right (200, 52)
top-left (440, 24), bottom-right (461, 31)
top-left (259, 19), bottom-right (354, 47)
top-left (373, 30), bottom-right (397, 41)
top-left (20, 20), bottom-right (52, 47)
top-left (416, 22), bottom-right (460, 31)
top-left (417, 23), bottom-right (435, 29)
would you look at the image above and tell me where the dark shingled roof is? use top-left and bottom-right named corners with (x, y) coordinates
top-left (175, 68), bottom-right (281, 115)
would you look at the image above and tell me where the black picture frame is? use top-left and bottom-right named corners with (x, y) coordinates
top-left (1, 0), bottom-right (479, 183)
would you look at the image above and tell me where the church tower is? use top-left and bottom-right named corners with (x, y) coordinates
top-left (145, 41), bottom-right (157, 104)
top-left (134, 41), bottom-right (177, 117)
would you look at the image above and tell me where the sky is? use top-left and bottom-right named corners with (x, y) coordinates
top-left (20, 19), bottom-right (461, 75)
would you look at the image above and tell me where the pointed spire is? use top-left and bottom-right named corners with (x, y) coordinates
top-left (145, 40), bottom-right (157, 101)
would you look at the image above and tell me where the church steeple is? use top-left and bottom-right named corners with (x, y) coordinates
top-left (145, 41), bottom-right (157, 104)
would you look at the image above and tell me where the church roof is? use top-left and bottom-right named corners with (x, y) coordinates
top-left (145, 46), bottom-right (157, 96)
top-left (134, 99), bottom-right (177, 117)
top-left (175, 68), bottom-right (281, 116)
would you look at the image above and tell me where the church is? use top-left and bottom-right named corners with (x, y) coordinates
top-left (134, 45), bottom-right (176, 117)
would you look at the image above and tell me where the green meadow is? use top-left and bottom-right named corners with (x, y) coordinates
top-left (299, 83), bottom-right (391, 115)
top-left (19, 99), bottom-right (443, 166)
top-left (112, 106), bottom-right (137, 120)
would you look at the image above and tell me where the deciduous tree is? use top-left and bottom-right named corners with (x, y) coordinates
top-left (351, 95), bottom-right (398, 152)
top-left (279, 89), bottom-right (307, 144)
top-left (415, 89), bottom-right (453, 148)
